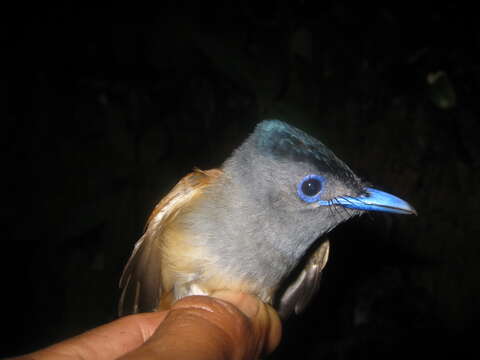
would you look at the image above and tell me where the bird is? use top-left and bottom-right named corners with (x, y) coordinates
top-left (118, 120), bottom-right (416, 319)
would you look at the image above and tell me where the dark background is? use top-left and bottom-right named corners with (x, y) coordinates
top-left (4, 1), bottom-right (479, 358)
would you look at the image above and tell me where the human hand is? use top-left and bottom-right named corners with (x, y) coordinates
top-left (13, 291), bottom-right (282, 360)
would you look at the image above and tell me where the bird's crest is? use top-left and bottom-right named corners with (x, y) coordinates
top-left (252, 120), bottom-right (361, 190)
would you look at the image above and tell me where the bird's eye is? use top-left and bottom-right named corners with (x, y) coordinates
top-left (297, 175), bottom-right (326, 203)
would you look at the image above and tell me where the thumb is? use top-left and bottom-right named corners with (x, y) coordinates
top-left (212, 290), bottom-right (282, 356)
top-left (120, 291), bottom-right (282, 360)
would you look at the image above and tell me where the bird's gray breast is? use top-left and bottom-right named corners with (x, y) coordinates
top-left (182, 181), bottom-right (302, 293)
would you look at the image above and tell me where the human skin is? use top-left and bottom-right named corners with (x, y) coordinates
top-left (12, 291), bottom-right (282, 360)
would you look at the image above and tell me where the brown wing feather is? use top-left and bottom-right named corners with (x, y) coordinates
top-left (277, 239), bottom-right (330, 318)
top-left (118, 168), bottom-right (222, 316)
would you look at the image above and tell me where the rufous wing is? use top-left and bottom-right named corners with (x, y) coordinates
top-left (118, 168), bottom-right (222, 316)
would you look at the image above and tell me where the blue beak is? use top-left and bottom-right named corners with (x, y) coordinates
top-left (332, 187), bottom-right (417, 215)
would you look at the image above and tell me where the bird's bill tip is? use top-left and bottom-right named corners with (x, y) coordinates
top-left (333, 187), bottom-right (417, 215)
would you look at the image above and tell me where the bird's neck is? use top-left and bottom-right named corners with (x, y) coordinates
top-left (182, 176), bottom-right (322, 291)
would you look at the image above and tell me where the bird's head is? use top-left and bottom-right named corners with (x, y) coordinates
top-left (221, 120), bottom-right (416, 260)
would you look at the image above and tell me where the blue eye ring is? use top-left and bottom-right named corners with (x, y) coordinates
top-left (297, 174), bottom-right (326, 203)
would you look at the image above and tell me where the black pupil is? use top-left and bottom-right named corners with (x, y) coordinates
top-left (302, 178), bottom-right (321, 196)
